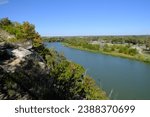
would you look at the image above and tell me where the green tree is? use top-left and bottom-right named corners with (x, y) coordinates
top-left (21, 22), bottom-right (35, 40)
top-left (0, 17), bottom-right (12, 27)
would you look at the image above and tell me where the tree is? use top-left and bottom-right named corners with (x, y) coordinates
top-left (0, 17), bottom-right (12, 27)
top-left (32, 32), bottom-right (43, 47)
top-left (21, 22), bottom-right (36, 40)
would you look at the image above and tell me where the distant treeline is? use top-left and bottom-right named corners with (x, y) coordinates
top-left (43, 36), bottom-right (150, 49)
top-left (42, 37), bottom-right (65, 42)
top-left (63, 38), bottom-right (138, 56)
top-left (59, 36), bottom-right (150, 63)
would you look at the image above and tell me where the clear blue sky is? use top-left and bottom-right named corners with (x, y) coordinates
top-left (0, 0), bottom-right (150, 36)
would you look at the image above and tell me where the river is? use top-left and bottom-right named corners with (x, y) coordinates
top-left (45, 42), bottom-right (150, 100)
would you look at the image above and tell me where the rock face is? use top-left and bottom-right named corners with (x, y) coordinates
top-left (12, 47), bottom-right (32, 59)
top-left (0, 41), bottom-right (54, 100)
top-left (0, 43), bottom-right (32, 73)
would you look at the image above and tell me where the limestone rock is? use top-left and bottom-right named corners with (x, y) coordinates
top-left (38, 62), bottom-right (46, 69)
top-left (12, 47), bottom-right (32, 59)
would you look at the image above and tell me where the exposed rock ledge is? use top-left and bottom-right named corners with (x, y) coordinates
top-left (0, 41), bottom-right (46, 73)
top-left (12, 47), bottom-right (32, 59)
top-left (0, 42), bottom-right (53, 99)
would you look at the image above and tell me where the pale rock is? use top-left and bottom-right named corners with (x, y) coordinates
top-left (12, 47), bottom-right (32, 59)
top-left (38, 62), bottom-right (45, 69)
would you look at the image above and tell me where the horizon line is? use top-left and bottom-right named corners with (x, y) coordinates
top-left (42, 34), bottom-right (150, 37)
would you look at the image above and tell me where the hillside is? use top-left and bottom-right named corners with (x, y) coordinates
top-left (0, 18), bottom-right (107, 100)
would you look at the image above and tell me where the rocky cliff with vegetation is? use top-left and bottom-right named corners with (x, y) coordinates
top-left (0, 18), bottom-right (107, 100)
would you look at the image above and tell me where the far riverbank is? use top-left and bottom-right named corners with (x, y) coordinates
top-left (62, 42), bottom-right (150, 64)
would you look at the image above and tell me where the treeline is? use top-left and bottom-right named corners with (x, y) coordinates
top-left (42, 37), bottom-right (64, 42)
top-left (99, 36), bottom-right (150, 49)
top-left (63, 38), bottom-right (138, 56)
top-left (71, 36), bottom-right (149, 47)
top-left (44, 35), bottom-right (150, 50)
top-left (62, 37), bottom-right (150, 63)
top-left (0, 17), bottom-right (42, 47)
top-left (63, 38), bottom-right (100, 51)
top-left (102, 44), bottom-right (138, 56)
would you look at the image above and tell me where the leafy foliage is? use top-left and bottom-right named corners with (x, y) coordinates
top-left (40, 48), bottom-right (107, 99)
top-left (63, 37), bottom-right (139, 56)
top-left (0, 18), bottom-right (42, 47)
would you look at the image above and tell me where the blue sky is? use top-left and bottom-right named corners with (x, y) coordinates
top-left (0, 0), bottom-right (150, 36)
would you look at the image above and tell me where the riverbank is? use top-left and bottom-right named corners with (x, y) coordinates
top-left (62, 42), bottom-right (150, 64)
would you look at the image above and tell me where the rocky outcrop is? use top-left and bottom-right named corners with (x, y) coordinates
top-left (0, 43), bottom-right (32, 72)
top-left (12, 47), bottom-right (32, 59)
top-left (0, 41), bottom-right (54, 99)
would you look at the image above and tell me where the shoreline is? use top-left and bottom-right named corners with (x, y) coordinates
top-left (62, 42), bottom-right (150, 64)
